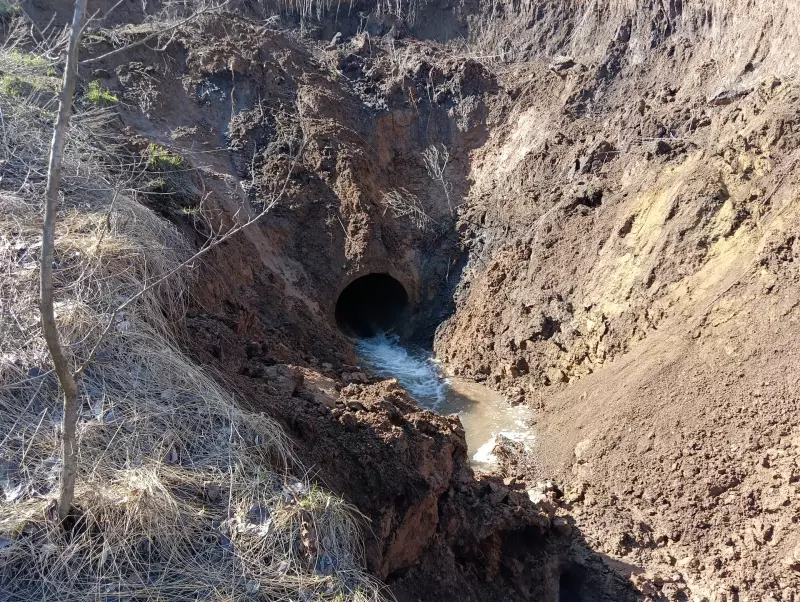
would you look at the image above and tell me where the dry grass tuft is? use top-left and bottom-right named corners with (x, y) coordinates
top-left (381, 189), bottom-right (436, 231)
top-left (305, 0), bottom-right (421, 25)
top-left (469, 0), bottom-right (800, 83)
top-left (0, 19), bottom-right (384, 602)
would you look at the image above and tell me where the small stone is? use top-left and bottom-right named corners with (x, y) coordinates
top-left (708, 87), bottom-right (753, 106)
top-left (527, 488), bottom-right (546, 504)
top-left (550, 55), bottom-right (576, 72)
top-left (783, 544), bottom-right (800, 570)
top-left (533, 497), bottom-right (556, 519)
top-left (488, 481), bottom-right (509, 505)
top-left (707, 476), bottom-right (739, 497)
top-left (312, 390), bottom-right (337, 409)
top-left (762, 485), bottom-right (792, 511)
top-left (677, 556), bottom-right (698, 569)
top-left (708, 483), bottom-right (727, 496)
top-left (339, 412), bottom-right (357, 430)
top-left (564, 481), bottom-right (588, 504)
top-left (265, 365), bottom-right (303, 396)
top-left (346, 401), bottom-right (367, 412)
top-left (552, 516), bottom-right (572, 536)
top-left (379, 398), bottom-right (401, 421)
top-left (535, 480), bottom-right (562, 496)
top-left (504, 363), bottom-right (520, 379)
top-left (636, 435), bottom-right (654, 454)
top-left (654, 140), bottom-right (672, 156)
top-left (574, 439), bottom-right (592, 462)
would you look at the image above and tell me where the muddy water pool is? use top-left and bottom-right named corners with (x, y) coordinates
top-left (355, 334), bottom-right (535, 467)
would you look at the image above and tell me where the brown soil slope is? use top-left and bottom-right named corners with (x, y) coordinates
top-left (64, 11), bottom-right (638, 602)
top-left (21, 0), bottom-right (800, 600)
top-left (433, 2), bottom-right (800, 600)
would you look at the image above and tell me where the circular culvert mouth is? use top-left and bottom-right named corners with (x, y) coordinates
top-left (335, 273), bottom-right (409, 338)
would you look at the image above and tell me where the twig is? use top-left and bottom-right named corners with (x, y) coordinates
top-left (79, 1), bottom-right (227, 66)
top-left (74, 132), bottom-right (307, 379)
top-left (0, 108), bottom-right (9, 159)
top-left (40, 0), bottom-right (87, 523)
top-left (80, 0), bottom-right (126, 34)
top-left (92, 187), bottom-right (119, 253)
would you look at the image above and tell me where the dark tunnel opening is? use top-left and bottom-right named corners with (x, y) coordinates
top-left (558, 568), bottom-right (587, 602)
top-left (335, 273), bottom-right (409, 338)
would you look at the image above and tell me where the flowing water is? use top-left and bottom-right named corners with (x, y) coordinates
top-left (355, 333), bottom-right (535, 467)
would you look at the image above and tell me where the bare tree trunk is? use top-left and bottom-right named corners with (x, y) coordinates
top-left (40, 0), bottom-right (87, 523)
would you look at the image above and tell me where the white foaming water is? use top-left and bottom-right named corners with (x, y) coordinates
top-left (356, 333), bottom-right (535, 467)
top-left (355, 333), bottom-right (447, 406)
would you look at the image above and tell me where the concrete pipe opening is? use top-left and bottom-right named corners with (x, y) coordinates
top-left (335, 273), bottom-right (409, 338)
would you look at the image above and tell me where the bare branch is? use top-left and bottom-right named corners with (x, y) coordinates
top-left (79, 0), bottom-right (228, 66)
top-left (40, 0), bottom-right (87, 523)
top-left (382, 188), bottom-right (436, 231)
top-left (422, 143), bottom-right (453, 215)
top-left (74, 132), bottom-right (307, 379)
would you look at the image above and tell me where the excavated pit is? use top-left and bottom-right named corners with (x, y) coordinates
top-left (33, 1), bottom-right (800, 598)
top-left (335, 273), bottom-right (410, 338)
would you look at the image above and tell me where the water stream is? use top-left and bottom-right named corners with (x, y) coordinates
top-left (355, 333), bottom-right (535, 467)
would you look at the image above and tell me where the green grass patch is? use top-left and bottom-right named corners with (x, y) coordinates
top-left (0, 74), bottom-right (25, 97)
top-left (6, 49), bottom-right (51, 72)
top-left (86, 80), bottom-right (119, 104)
top-left (0, 49), bottom-right (59, 97)
top-left (146, 143), bottom-right (183, 170)
top-left (0, 0), bottom-right (20, 19)
top-left (0, 73), bottom-right (59, 97)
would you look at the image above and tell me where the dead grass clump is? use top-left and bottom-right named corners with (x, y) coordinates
top-left (468, 0), bottom-right (800, 84)
top-left (264, 0), bottom-right (421, 26)
top-left (0, 19), bottom-right (384, 602)
top-left (381, 188), bottom-right (436, 231)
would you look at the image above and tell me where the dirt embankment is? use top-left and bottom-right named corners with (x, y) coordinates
top-left (430, 2), bottom-right (800, 600)
top-left (39, 0), bottom-right (800, 600)
top-left (69, 11), bottom-right (633, 601)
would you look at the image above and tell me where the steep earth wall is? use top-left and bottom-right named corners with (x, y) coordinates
top-left (57, 10), bottom-right (632, 601)
top-left (429, 2), bottom-right (800, 601)
top-left (27, 0), bottom-right (800, 600)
